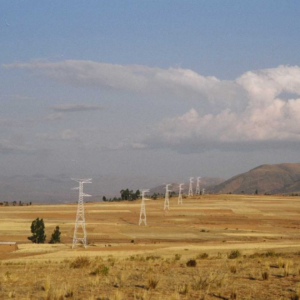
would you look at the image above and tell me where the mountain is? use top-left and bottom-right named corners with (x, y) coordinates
top-left (210, 163), bottom-right (300, 194)
top-left (150, 177), bottom-right (225, 194)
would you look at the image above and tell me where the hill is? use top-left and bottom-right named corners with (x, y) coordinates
top-left (210, 163), bottom-right (300, 194)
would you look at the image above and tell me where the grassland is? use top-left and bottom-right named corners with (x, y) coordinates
top-left (1, 194), bottom-right (300, 299)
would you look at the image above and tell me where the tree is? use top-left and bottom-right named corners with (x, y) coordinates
top-left (49, 226), bottom-right (61, 244)
top-left (28, 218), bottom-right (46, 243)
top-left (120, 189), bottom-right (140, 201)
top-left (102, 196), bottom-right (107, 202)
top-left (255, 189), bottom-right (258, 195)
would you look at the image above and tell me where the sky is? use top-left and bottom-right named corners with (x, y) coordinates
top-left (1, 1), bottom-right (300, 199)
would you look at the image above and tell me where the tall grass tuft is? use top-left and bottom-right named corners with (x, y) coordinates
top-left (148, 276), bottom-right (159, 290)
top-left (70, 256), bottom-right (91, 269)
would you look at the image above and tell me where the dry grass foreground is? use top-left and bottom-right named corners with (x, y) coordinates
top-left (1, 194), bottom-right (300, 299)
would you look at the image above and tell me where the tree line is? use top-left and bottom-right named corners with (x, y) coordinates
top-left (0, 201), bottom-right (32, 206)
top-left (101, 188), bottom-right (177, 202)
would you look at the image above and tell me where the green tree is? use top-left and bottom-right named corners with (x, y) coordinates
top-left (49, 226), bottom-right (61, 244)
top-left (28, 218), bottom-right (46, 243)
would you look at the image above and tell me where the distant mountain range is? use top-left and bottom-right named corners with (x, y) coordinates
top-left (210, 163), bottom-right (300, 194)
top-left (2, 163), bottom-right (300, 204)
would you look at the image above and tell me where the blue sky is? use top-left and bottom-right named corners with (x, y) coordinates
top-left (1, 1), bottom-right (300, 198)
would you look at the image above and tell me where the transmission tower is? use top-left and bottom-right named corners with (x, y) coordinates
top-left (164, 184), bottom-right (172, 210)
top-left (71, 178), bottom-right (92, 249)
top-left (188, 177), bottom-right (194, 196)
top-left (178, 183), bottom-right (184, 204)
top-left (195, 177), bottom-right (201, 195)
top-left (139, 189), bottom-right (150, 225)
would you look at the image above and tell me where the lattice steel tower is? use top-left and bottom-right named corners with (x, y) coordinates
top-left (139, 189), bottom-right (149, 225)
top-left (195, 177), bottom-right (201, 195)
top-left (164, 184), bottom-right (172, 210)
top-left (188, 177), bottom-right (194, 196)
top-left (72, 178), bottom-right (92, 249)
top-left (178, 183), bottom-right (184, 204)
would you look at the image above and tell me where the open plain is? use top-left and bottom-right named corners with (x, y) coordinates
top-left (1, 194), bottom-right (300, 299)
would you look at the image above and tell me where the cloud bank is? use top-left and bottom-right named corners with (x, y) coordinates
top-left (3, 60), bottom-right (242, 104)
top-left (4, 60), bottom-right (300, 152)
top-left (145, 65), bottom-right (300, 152)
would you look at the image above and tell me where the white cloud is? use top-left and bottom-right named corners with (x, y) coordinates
top-left (142, 65), bottom-right (300, 152)
top-left (4, 60), bottom-right (300, 152)
top-left (3, 59), bottom-right (242, 104)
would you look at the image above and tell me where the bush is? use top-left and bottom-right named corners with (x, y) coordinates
top-left (90, 265), bottom-right (109, 276)
top-left (70, 257), bottom-right (91, 269)
top-left (174, 254), bottom-right (181, 261)
top-left (265, 250), bottom-right (277, 257)
top-left (228, 250), bottom-right (241, 259)
top-left (196, 253), bottom-right (209, 259)
top-left (186, 259), bottom-right (197, 267)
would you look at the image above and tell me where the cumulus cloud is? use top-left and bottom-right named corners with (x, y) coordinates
top-left (4, 60), bottom-right (300, 152)
top-left (143, 65), bottom-right (300, 152)
top-left (51, 104), bottom-right (103, 113)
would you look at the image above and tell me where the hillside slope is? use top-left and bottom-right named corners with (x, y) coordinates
top-left (211, 163), bottom-right (300, 194)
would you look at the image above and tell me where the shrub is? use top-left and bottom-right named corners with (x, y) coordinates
top-left (228, 250), bottom-right (241, 259)
top-left (197, 253), bottom-right (209, 259)
top-left (146, 255), bottom-right (161, 261)
top-left (186, 259), bottom-right (197, 267)
top-left (70, 257), bottom-right (91, 269)
top-left (191, 276), bottom-right (209, 291)
top-left (174, 254), bottom-right (181, 261)
top-left (265, 250), bottom-right (276, 257)
top-left (90, 265), bottom-right (109, 276)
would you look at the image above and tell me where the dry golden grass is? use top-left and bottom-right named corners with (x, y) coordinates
top-left (1, 194), bottom-right (300, 298)
top-left (0, 251), bottom-right (300, 299)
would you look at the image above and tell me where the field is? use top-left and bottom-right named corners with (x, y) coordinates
top-left (1, 194), bottom-right (300, 299)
